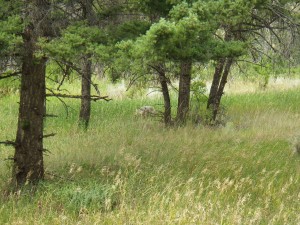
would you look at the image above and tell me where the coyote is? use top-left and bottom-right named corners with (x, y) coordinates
top-left (135, 106), bottom-right (156, 117)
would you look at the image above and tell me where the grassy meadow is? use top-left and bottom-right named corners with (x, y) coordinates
top-left (0, 78), bottom-right (300, 224)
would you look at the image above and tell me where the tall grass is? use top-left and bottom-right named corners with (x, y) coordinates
top-left (0, 85), bottom-right (300, 224)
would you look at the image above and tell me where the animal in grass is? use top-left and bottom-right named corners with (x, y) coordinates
top-left (292, 136), bottom-right (300, 154)
top-left (135, 106), bottom-right (157, 117)
top-left (294, 140), bottom-right (300, 154)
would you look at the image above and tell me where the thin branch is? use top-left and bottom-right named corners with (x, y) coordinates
top-left (0, 140), bottom-right (17, 147)
top-left (235, 61), bottom-right (247, 76)
top-left (250, 13), bottom-right (282, 43)
top-left (147, 63), bottom-right (178, 92)
top-left (46, 93), bottom-right (111, 102)
top-left (91, 82), bottom-right (101, 96)
top-left (41, 133), bottom-right (57, 139)
top-left (4, 157), bottom-right (15, 161)
top-left (45, 75), bottom-right (60, 84)
top-left (42, 148), bottom-right (52, 154)
top-left (126, 73), bottom-right (145, 91)
top-left (46, 88), bottom-right (70, 117)
top-left (266, 3), bottom-right (297, 27)
top-left (43, 114), bottom-right (58, 118)
top-left (236, 59), bottom-right (268, 67)
top-left (55, 60), bottom-right (71, 91)
top-left (250, 37), bottom-right (274, 59)
top-left (53, 59), bottom-right (101, 96)
top-left (0, 71), bottom-right (21, 80)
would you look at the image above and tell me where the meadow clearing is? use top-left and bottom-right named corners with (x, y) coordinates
top-left (0, 78), bottom-right (300, 224)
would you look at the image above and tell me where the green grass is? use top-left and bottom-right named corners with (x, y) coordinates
top-left (0, 86), bottom-right (300, 224)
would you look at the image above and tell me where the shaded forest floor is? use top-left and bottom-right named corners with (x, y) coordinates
top-left (0, 81), bottom-right (300, 224)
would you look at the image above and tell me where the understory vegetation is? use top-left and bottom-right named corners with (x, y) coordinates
top-left (0, 79), bottom-right (299, 224)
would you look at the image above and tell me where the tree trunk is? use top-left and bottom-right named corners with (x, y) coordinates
top-left (207, 30), bottom-right (234, 123)
top-left (207, 58), bottom-right (226, 110)
top-left (212, 58), bottom-right (234, 121)
top-left (157, 65), bottom-right (172, 126)
top-left (176, 61), bottom-right (192, 124)
top-left (79, 55), bottom-right (92, 128)
top-left (12, 0), bottom-right (51, 188)
top-left (79, 0), bottom-right (95, 129)
top-left (13, 25), bottom-right (46, 188)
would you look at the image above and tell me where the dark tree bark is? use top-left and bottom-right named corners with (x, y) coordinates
top-left (13, 0), bottom-right (50, 188)
top-left (207, 30), bottom-right (234, 123)
top-left (206, 58), bottom-right (234, 122)
top-left (79, 55), bottom-right (92, 128)
top-left (157, 65), bottom-right (172, 126)
top-left (79, 0), bottom-right (95, 129)
top-left (212, 58), bottom-right (234, 121)
top-left (207, 58), bottom-right (226, 110)
top-left (176, 61), bottom-right (192, 124)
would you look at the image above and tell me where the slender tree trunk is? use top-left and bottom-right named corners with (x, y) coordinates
top-left (13, 25), bottom-right (46, 188)
top-left (157, 65), bottom-right (172, 126)
top-left (212, 58), bottom-right (234, 120)
top-left (207, 30), bottom-right (234, 123)
top-left (79, 55), bottom-right (92, 128)
top-left (176, 61), bottom-right (192, 124)
top-left (207, 58), bottom-right (226, 110)
top-left (79, 0), bottom-right (95, 129)
top-left (207, 57), bottom-right (234, 122)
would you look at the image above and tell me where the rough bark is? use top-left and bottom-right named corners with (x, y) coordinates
top-left (79, 55), bottom-right (92, 128)
top-left (157, 65), bottom-right (172, 126)
top-left (13, 25), bottom-right (46, 188)
top-left (207, 30), bottom-right (234, 123)
top-left (12, 0), bottom-right (51, 188)
top-left (206, 57), bottom-right (234, 122)
top-left (176, 61), bottom-right (192, 124)
top-left (79, 0), bottom-right (95, 129)
top-left (212, 58), bottom-right (234, 121)
top-left (207, 58), bottom-right (226, 110)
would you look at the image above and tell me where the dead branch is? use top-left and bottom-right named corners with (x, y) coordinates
top-left (4, 157), bottom-right (15, 161)
top-left (236, 59), bottom-right (268, 67)
top-left (42, 148), bottom-right (52, 154)
top-left (52, 59), bottom-right (101, 96)
top-left (46, 88), bottom-right (70, 117)
top-left (126, 73), bottom-right (145, 91)
top-left (0, 71), bottom-right (21, 80)
top-left (55, 60), bottom-right (72, 91)
top-left (43, 114), bottom-right (58, 118)
top-left (0, 140), bottom-right (17, 147)
top-left (46, 93), bottom-right (111, 101)
top-left (148, 64), bottom-right (179, 93)
top-left (41, 133), bottom-right (57, 139)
